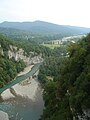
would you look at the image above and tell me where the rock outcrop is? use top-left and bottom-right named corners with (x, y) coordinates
top-left (0, 44), bottom-right (4, 56)
top-left (0, 111), bottom-right (9, 120)
top-left (0, 43), bottom-right (43, 65)
top-left (8, 45), bottom-right (43, 65)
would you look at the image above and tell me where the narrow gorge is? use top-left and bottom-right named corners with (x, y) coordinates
top-left (0, 41), bottom-right (44, 120)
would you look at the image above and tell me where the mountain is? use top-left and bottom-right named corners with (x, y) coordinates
top-left (0, 21), bottom-right (90, 44)
top-left (0, 21), bottom-right (90, 35)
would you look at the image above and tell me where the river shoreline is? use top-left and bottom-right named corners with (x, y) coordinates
top-left (0, 78), bottom-right (44, 120)
top-left (1, 78), bottom-right (39, 101)
top-left (17, 64), bottom-right (34, 76)
top-left (1, 64), bottom-right (40, 101)
top-left (0, 111), bottom-right (9, 120)
top-left (0, 63), bottom-right (44, 120)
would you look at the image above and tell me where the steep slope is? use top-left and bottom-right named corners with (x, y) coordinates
top-left (0, 35), bottom-right (26, 87)
top-left (0, 34), bottom-right (43, 88)
top-left (39, 34), bottom-right (90, 120)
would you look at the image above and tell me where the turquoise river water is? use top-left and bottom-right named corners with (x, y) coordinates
top-left (0, 63), bottom-right (44, 120)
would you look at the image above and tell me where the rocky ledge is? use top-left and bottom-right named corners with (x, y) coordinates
top-left (0, 111), bottom-right (9, 120)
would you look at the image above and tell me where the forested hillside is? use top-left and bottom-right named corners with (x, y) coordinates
top-left (39, 34), bottom-right (90, 120)
top-left (0, 34), bottom-right (53, 88)
top-left (0, 21), bottom-right (90, 34)
top-left (0, 21), bottom-right (90, 44)
top-left (0, 32), bottom-right (90, 119)
top-left (0, 35), bottom-right (26, 87)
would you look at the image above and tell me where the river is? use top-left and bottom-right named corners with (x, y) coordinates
top-left (0, 63), bottom-right (44, 120)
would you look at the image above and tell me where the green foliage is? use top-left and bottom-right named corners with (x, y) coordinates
top-left (0, 34), bottom-right (53, 88)
top-left (0, 56), bottom-right (26, 87)
top-left (39, 34), bottom-right (90, 120)
top-left (42, 44), bottom-right (60, 49)
top-left (0, 34), bottom-right (26, 87)
top-left (0, 21), bottom-right (89, 44)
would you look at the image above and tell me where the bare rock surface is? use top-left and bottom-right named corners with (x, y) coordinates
top-left (0, 111), bottom-right (9, 120)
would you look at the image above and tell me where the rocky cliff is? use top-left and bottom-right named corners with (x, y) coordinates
top-left (0, 44), bottom-right (43, 65)
top-left (0, 111), bottom-right (9, 120)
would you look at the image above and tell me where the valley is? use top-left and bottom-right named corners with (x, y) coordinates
top-left (0, 21), bottom-right (90, 120)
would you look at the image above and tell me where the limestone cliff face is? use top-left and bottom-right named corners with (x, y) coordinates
top-left (0, 44), bottom-right (43, 65)
top-left (0, 44), bottom-right (4, 56)
top-left (8, 45), bottom-right (43, 65)
top-left (8, 46), bottom-right (30, 64)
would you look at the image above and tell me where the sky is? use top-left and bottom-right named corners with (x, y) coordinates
top-left (0, 0), bottom-right (90, 28)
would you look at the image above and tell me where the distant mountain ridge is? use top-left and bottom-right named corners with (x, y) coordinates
top-left (0, 21), bottom-right (90, 43)
top-left (0, 21), bottom-right (90, 35)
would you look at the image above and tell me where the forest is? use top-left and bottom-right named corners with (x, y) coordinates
top-left (0, 34), bottom-right (52, 87)
top-left (38, 34), bottom-right (90, 120)
top-left (0, 34), bottom-right (26, 87)
top-left (0, 21), bottom-right (90, 44)
top-left (0, 32), bottom-right (90, 119)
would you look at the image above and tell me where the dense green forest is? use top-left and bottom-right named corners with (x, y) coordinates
top-left (0, 32), bottom-right (90, 119)
top-left (0, 21), bottom-right (90, 44)
top-left (0, 34), bottom-right (52, 87)
top-left (38, 34), bottom-right (90, 120)
top-left (0, 27), bottom-right (81, 44)
top-left (0, 27), bottom-right (62, 44)
top-left (0, 35), bottom-right (26, 87)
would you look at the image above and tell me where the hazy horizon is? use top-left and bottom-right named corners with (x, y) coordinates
top-left (0, 0), bottom-right (90, 28)
top-left (0, 20), bottom-right (90, 29)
